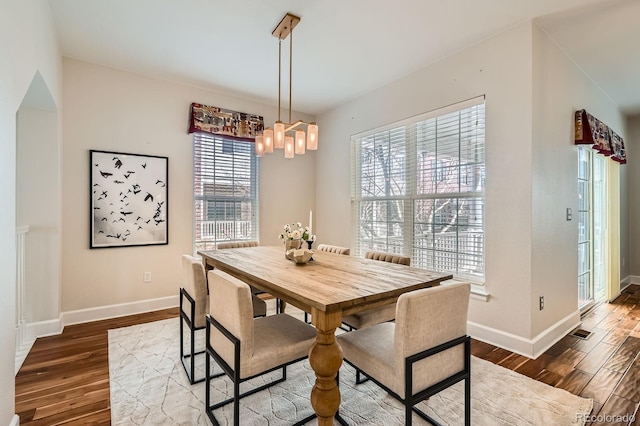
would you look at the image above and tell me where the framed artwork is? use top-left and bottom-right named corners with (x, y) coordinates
top-left (90, 150), bottom-right (168, 248)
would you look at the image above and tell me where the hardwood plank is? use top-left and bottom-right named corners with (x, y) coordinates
top-left (470, 339), bottom-right (497, 358)
top-left (497, 353), bottom-right (530, 370)
top-left (546, 334), bottom-right (578, 357)
top-left (604, 354), bottom-right (635, 374)
top-left (602, 328), bottom-right (631, 347)
top-left (616, 336), bottom-right (640, 359)
top-left (596, 395), bottom-right (637, 425)
top-left (580, 368), bottom-right (624, 405)
top-left (613, 358), bottom-right (640, 403)
top-left (573, 327), bottom-right (608, 353)
top-left (545, 348), bottom-right (587, 377)
top-left (555, 369), bottom-right (593, 394)
top-left (585, 401), bottom-right (603, 426)
top-left (535, 369), bottom-right (564, 387)
top-left (575, 342), bottom-right (617, 375)
top-left (514, 353), bottom-right (555, 379)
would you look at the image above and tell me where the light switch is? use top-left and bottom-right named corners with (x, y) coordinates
top-left (566, 208), bottom-right (572, 221)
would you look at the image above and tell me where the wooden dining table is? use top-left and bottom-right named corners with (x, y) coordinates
top-left (199, 245), bottom-right (453, 425)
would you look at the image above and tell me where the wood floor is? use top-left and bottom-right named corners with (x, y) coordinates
top-left (15, 285), bottom-right (640, 425)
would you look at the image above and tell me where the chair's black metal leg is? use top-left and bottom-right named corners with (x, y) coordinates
top-left (205, 352), bottom-right (211, 420)
top-left (233, 375), bottom-right (240, 426)
top-left (355, 369), bottom-right (369, 384)
top-left (465, 377), bottom-right (471, 426)
top-left (190, 324), bottom-right (196, 384)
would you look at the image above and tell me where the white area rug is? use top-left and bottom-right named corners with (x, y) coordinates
top-left (108, 317), bottom-right (592, 425)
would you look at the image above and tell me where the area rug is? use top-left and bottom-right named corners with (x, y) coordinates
top-left (108, 318), bottom-right (592, 425)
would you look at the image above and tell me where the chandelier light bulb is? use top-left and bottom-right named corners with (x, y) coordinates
top-left (284, 135), bottom-right (294, 159)
top-left (295, 130), bottom-right (306, 154)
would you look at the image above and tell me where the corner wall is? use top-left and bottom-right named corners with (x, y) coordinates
top-left (530, 23), bottom-right (626, 336)
top-left (627, 115), bottom-right (640, 276)
top-left (0, 0), bottom-right (62, 423)
top-left (316, 22), bottom-right (535, 342)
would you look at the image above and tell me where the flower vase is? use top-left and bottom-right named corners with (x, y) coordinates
top-left (285, 239), bottom-right (303, 251)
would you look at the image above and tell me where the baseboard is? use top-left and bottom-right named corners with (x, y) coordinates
top-left (468, 310), bottom-right (581, 359)
top-left (61, 295), bottom-right (178, 327)
top-left (26, 317), bottom-right (63, 340)
top-left (15, 338), bottom-right (35, 375)
top-left (611, 276), bottom-right (637, 302)
top-left (9, 414), bottom-right (19, 426)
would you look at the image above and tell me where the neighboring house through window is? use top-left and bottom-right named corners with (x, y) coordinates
top-left (193, 133), bottom-right (259, 252)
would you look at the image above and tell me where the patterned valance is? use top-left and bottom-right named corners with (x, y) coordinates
top-left (575, 109), bottom-right (626, 164)
top-left (188, 103), bottom-right (264, 142)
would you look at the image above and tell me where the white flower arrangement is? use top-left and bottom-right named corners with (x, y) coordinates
top-left (279, 222), bottom-right (316, 241)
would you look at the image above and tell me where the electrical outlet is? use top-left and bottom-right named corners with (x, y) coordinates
top-left (539, 295), bottom-right (544, 310)
top-left (143, 272), bottom-right (151, 283)
top-left (566, 208), bottom-right (572, 221)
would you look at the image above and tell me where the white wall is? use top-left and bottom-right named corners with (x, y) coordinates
top-left (61, 58), bottom-right (315, 313)
top-left (316, 22), bottom-right (535, 340)
top-left (530, 24), bottom-right (626, 336)
top-left (0, 0), bottom-right (61, 423)
top-left (627, 115), bottom-right (640, 276)
top-left (17, 106), bottom-right (61, 323)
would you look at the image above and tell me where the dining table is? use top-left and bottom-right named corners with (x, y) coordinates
top-left (198, 245), bottom-right (453, 425)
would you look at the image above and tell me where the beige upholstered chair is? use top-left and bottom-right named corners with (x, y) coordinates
top-left (179, 255), bottom-right (266, 384)
top-left (216, 240), bottom-right (259, 249)
top-left (216, 240), bottom-right (285, 313)
top-left (364, 250), bottom-right (411, 265)
top-left (337, 282), bottom-right (471, 426)
top-left (205, 269), bottom-right (317, 425)
top-left (341, 251), bottom-right (411, 331)
top-left (316, 243), bottom-right (350, 255)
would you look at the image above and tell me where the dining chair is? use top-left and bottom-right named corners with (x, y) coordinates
top-left (340, 251), bottom-right (411, 332)
top-left (205, 269), bottom-right (317, 426)
top-left (316, 243), bottom-right (350, 255)
top-left (216, 240), bottom-right (285, 313)
top-left (180, 255), bottom-right (267, 385)
top-left (336, 282), bottom-right (471, 426)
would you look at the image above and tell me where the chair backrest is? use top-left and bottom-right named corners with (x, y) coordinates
top-left (208, 269), bottom-right (255, 373)
top-left (217, 240), bottom-right (259, 249)
top-left (181, 255), bottom-right (209, 328)
top-left (394, 282), bottom-right (470, 393)
top-left (365, 250), bottom-right (410, 266)
top-left (316, 244), bottom-right (350, 255)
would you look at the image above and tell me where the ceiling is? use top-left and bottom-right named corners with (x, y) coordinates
top-left (48, 0), bottom-right (640, 116)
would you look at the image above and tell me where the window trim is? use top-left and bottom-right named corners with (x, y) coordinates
top-left (192, 133), bottom-right (259, 253)
top-left (351, 95), bottom-right (486, 287)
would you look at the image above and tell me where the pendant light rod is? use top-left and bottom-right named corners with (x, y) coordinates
top-left (289, 24), bottom-right (293, 125)
top-left (277, 38), bottom-right (282, 122)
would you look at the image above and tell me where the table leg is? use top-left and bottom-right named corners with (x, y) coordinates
top-left (309, 308), bottom-right (343, 425)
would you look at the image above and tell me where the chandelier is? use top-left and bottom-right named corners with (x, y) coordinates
top-left (255, 13), bottom-right (318, 159)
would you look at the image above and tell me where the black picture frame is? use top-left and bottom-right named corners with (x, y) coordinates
top-left (90, 150), bottom-right (169, 248)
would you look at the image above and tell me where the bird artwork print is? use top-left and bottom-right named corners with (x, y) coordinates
top-left (91, 151), bottom-right (168, 247)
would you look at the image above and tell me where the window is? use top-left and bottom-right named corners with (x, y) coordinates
top-left (193, 133), bottom-right (259, 252)
top-left (351, 97), bottom-right (485, 281)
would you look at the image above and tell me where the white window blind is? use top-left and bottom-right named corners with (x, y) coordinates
top-left (351, 97), bottom-right (485, 281)
top-left (193, 133), bottom-right (259, 252)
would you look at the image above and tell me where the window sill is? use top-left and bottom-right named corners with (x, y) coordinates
top-left (442, 278), bottom-right (489, 302)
